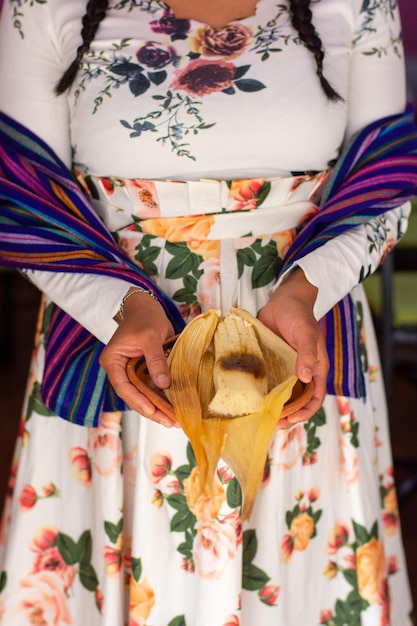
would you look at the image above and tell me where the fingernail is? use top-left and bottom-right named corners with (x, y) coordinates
top-left (156, 374), bottom-right (170, 388)
top-left (300, 367), bottom-right (313, 382)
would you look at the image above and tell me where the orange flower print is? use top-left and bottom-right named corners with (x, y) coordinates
top-left (193, 518), bottom-right (237, 579)
top-left (129, 576), bottom-right (155, 626)
top-left (150, 450), bottom-right (172, 484)
top-left (0, 571), bottom-right (72, 625)
top-left (69, 446), bottom-right (92, 488)
top-left (271, 229), bottom-right (296, 258)
top-left (229, 179), bottom-right (266, 211)
top-left (184, 466), bottom-right (226, 520)
top-left (289, 512), bottom-right (315, 551)
top-left (259, 583), bottom-right (280, 605)
top-left (19, 484), bottom-right (38, 511)
top-left (141, 214), bottom-right (215, 246)
top-left (190, 23), bottom-right (253, 59)
top-left (356, 537), bottom-right (385, 605)
top-left (326, 520), bottom-right (349, 555)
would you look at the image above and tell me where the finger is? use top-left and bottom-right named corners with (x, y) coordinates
top-left (105, 358), bottom-right (176, 428)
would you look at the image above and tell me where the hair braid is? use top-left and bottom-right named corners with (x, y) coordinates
top-left (289, 0), bottom-right (342, 102)
top-left (55, 0), bottom-right (109, 94)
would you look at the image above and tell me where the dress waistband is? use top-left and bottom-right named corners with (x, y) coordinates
top-left (76, 171), bottom-right (327, 233)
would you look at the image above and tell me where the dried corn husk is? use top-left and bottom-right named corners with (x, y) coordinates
top-left (165, 307), bottom-right (298, 520)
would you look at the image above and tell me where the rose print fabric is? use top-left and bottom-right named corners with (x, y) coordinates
top-left (0, 0), bottom-right (414, 625)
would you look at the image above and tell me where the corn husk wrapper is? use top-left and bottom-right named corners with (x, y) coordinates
top-left (165, 307), bottom-right (298, 520)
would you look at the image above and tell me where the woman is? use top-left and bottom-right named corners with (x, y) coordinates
top-left (0, 0), bottom-right (414, 624)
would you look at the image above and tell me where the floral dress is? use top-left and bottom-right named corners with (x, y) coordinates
top-left (0, 0), bottom-right (414, 625)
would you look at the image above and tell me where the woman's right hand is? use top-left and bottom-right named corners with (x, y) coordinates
top-left (99, 290), bottom-right (178, 428)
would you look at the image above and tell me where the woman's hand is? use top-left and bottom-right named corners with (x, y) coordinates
top-left (99, 290), bottom-right (178, 428)
top-left (258, 267), bottom-right (329, 429)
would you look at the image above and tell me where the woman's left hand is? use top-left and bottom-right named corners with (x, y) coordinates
top-left (258, 267), bottom-right (329, 429)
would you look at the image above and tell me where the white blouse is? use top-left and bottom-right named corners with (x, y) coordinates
top-left (0, 0), bottom-right (409, 343)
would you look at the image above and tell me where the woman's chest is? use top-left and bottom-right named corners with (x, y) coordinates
top-left (64, 0), bottom-right (355, 178)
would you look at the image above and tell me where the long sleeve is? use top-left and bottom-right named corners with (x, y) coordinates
top-left (0, 1), bottom-right (138, 343)
top-left (279, 0), bottom-right (410, 320)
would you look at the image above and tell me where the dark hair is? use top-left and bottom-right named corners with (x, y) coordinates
top-left (289, 0), bottom-right (342, 101)
top-left (55, 0), bottom-right (109, 94)
top-left (56, 0), bottom-right (341, 101)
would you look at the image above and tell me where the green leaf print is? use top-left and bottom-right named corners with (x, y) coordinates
top-left (242, 530), bottom-right (271, 591)
top-left (79, 562), bottom-right (99, 591)
top-left (186, 442), bottom-right (197, 466)
top-left (243, 563), bottom-right (270, 591)
top-left (0, 571), bottom-right (7, 594)
top-left (251, 241), bottom-right (281, 289)
top-left (104, 518), bottom-right (123, 544)
top-left (226, 477), bottom-right (242, 509)
top-left (134, 241), bottom-right (161, 277)
top-left (56, 532), bottom-right (79, 565)
top-left (167, 493), bottom-right (188, 511)
top-left (77, 530), bottom-right (93, 565)
top-left (236, 246), bottom-right (257, 279)
top-left (26, 381), bottom-right (55, 420)
top-left (170, 509), bottom-right (197, 533)
top-left (175, 463), bottom-right (194, 482)
top-left (352, 520), bottom-right (372, 546)
top-left (132, 557), bottom-right (142, 583)
top-left (168, 616), bottom-right (187, 626)
top-left (343, 569), bottom-right (358, 589)
top-left (243, 529), bottom-right (258, 563)
top-left (165, 241), bottom-right (203, 280)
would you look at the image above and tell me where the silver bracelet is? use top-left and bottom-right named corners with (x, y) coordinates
top-left (119, 287), bottom-right (159, 320)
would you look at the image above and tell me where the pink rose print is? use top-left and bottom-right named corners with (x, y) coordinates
top-left (223, 615), bottom-right (240, 626)
top-left (191, 23), bottom-right (253, 58)
top-left (319, 609), bottom-right (333, 624)
top-left (19, 484), bottom-right (38, 511)
top-left (88, 427), bottom-right (123, 477)
top-left (259, 583), bottom-right (280, 605)
top-left (326, 520), bottom-right (349, 555)
top-left (0, 571), bottom-right (72, 625)
top-left (274, 424), bottom-right (308, 471)
top-left (30, 526), bottom-right (76, 592)
top-left (339, 437), bottom-right (359, 486)
top-left (280, 533), bottom-right (294, 563)
top-left (69, 446), bottom-right (92, 488)
top-left (196, 257), bottom-right (221, 310)
top-left (170, 59), bottom-right (236, 96)
top-left (193, 518), bottom-right (237, 579)
top-left (103, 544), bottom-right (123, 578)
top-left (323, 560), bottom-right (338, 579)
top-left (124, 180), bottom-right (161, 218)
top-left (228, 178), bottom-right (266, 211)
top-left (95, 587), bottom-right (105, 613)
top-left (150, 450), bottom-right (173, 484)
top-left (151, 489), bottom-right (164, 508)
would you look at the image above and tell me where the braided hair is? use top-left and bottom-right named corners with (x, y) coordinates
top-left (56, 0), bottom-right (341, 101)
top-left (289, 0), bottom-right (341, 101)
top-left (55, 0), bottom-right (109, 94)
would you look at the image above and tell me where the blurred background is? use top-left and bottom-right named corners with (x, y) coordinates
top-left (0, 0), bottom-right (416, 611)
